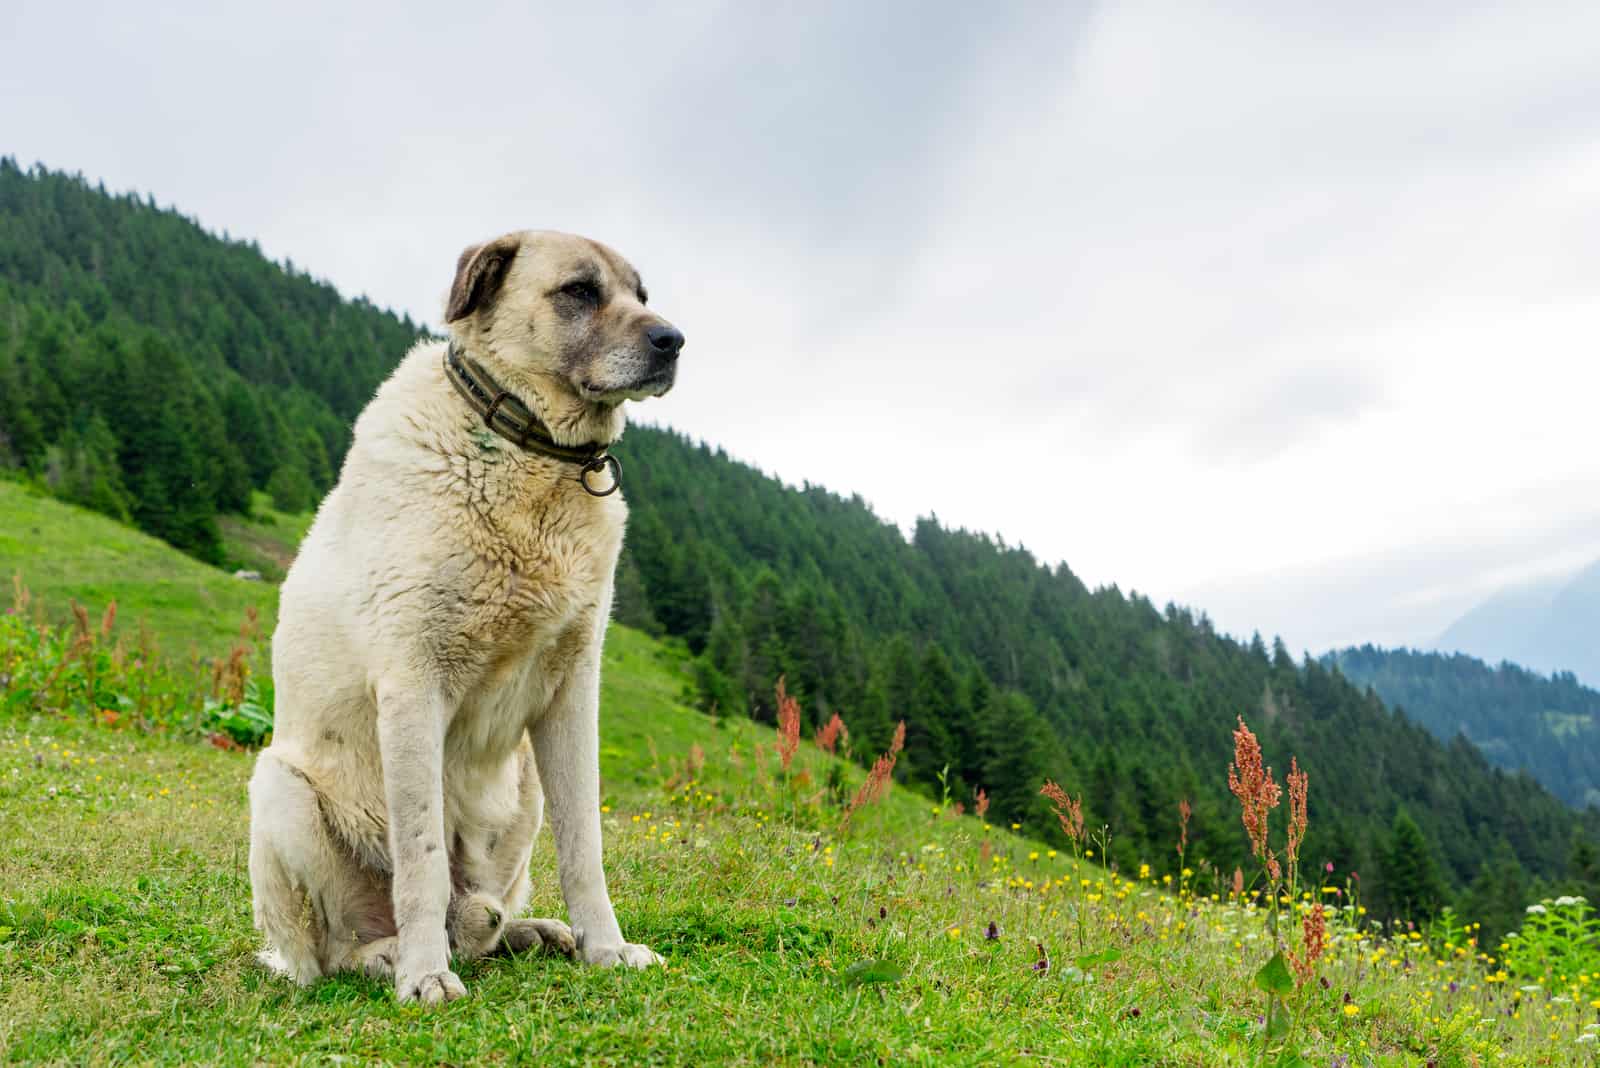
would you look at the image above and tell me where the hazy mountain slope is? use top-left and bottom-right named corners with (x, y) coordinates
top-left (1437, 559), bottom-right (1600, 688)
top-left (1331, 644), bottom-right (1600, 808)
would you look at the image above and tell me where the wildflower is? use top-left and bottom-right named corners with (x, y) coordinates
top-left (840, 721), bottom-right (905, 828)
top-left (1177, 797), bottom-right (1191, 858)
top-left (1285, 757), bottom-right (1308, 872)
top-left (985, 921), bottom-right (999, 941)
top-left (815, 712), bottom-right (846, 755)
top-left (1040, 780), bottom-right (1085, 845)
top-left (974, 788), bottom-right (989, 821)
top-left (774, 677), bottom-right (801, 771)
top-left (1231, 868), bottom-right (1244, 897)
top-left (1227, 717), bottom-right (1280, 863)
top-left (1343, 1003), bottom-right (1360, 1017)
top-left (1525, 904), bottom-right (1548, 915)
top-left (1288, 904), bottom-right (1326, 986)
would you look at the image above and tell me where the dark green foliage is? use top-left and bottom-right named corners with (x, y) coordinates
top-left (0, 161), bottom-right (425, 551)
top-left (621, 423), bottom-right (1600, 910)
top-left (4, 159), bottom-right (1597, 920)
top-left (1460, 840), bottom-right (1530, 945)
top-left (1330, 644), bottom-right (1600, 808)
top-left (1380, 809), bottom-right (1448, 924)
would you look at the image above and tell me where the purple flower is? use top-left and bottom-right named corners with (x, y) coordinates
top-left (985, 921), bottom-right (999, 941)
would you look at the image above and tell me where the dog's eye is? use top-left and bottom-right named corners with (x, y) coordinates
top-left (560, 280), bottom-right (601, 303)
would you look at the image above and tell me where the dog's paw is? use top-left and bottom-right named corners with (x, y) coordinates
top-left (447, 892), bottom-right (506, 960)
top-left (397, 968), bottom-right (467, 1006)
top-left (501, 917), bottom-right (577, 958)
top-left (578, 940), bottom-right (664, 968)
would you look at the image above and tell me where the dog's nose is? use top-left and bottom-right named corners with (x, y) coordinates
top-left (645, 324), bottom-right (684, 358)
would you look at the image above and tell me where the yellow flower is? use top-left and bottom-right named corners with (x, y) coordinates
top-left (1011, 823), bottom-right (1021, 830)
top-left (1029, 851), bottom-right (1040, 861)
top-left (1343, 1004), bottom-right (1360, 1017)
top-left (947, 926), bottom-right (961, 938)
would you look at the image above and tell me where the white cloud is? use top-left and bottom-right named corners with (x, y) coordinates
top-left (5, 0), bottom-right (1599, 656)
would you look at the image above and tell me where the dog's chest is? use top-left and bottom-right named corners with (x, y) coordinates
top-left (445, 475), bottom-right (622, 755)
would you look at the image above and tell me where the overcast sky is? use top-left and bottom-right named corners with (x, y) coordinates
top-left (7, 1), bottom-right (1600, 655)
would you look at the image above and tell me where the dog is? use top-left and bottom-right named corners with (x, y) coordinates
top-left (247, 230), bottom-right (684, 1004)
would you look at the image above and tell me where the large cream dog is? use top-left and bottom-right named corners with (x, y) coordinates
top-left (248, 231), bottom-right (684, 1004)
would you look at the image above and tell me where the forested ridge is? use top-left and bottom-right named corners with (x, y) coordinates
top-left (0, 160), bottom-right (424, 560)
top-left (3, 162), bottom-right (1596, 934)
top-left (1331, 645), bottom-right (1600, 810)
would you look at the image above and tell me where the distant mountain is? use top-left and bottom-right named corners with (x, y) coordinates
top-left (1437, 559), bottom-right (1600, 689)
top-left (1330, 645), bottom-right (1600, 809)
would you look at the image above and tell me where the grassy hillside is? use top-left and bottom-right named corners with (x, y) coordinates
top-left (3, 498), bottom-right (1598, 1064)
top-left (0, 480), bottom-right (278, 656)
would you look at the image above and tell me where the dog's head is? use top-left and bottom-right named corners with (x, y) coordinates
top-left (444, 231), bottom-right (683, 405)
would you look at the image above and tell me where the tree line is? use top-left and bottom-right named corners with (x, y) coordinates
top-left (0, 159), bottom-right (423, 560)
top-left (2, 161), bottom-right (1596, 940)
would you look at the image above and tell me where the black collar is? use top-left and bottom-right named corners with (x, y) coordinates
top-left (443, 342), bottom-right (621, 497)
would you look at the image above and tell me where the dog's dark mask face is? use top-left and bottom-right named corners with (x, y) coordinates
top-left (445, 231), bottom-right (683, 404)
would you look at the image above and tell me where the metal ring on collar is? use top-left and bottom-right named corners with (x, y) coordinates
top-left (579, 454), bottom-right (622, 497)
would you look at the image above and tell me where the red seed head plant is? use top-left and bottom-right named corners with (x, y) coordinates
top-left (1286, 757), bottom-right (1308, 890)
top-left (1288, 904), bottom-right (1326, 987)
top-left (1041, 779), bottom-right (1095, 953)
top-left (815, 711), bottom-right (845, 755)
top-left (840, 720), bottom-right (907, 833)
top-left (1227, 716), bottom-right (1281, 865)
top-left (1231, 867), bottom-right (1244, 899)
top-left (1040, 780), bottom-right (1086, 846)
top-left (974, 787), bottom-right (990, 822)
top-left (775, 676), bottom-right (801, 772)
top-left (99, 600), bottom-right (118, 640)
top-left (1177, 797), bottom-right (1193, 882)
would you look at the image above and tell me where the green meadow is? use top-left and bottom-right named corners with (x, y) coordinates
top-left (2, 490), bottom-right (1597, 1066)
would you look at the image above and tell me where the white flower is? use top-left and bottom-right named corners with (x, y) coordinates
top-left (1552, 895), bottom-right (1587, 907)
top-left (1578, 1034), bottom-right (1597, 1045)
top-left (1525, 904), bottom-right (1547, 914)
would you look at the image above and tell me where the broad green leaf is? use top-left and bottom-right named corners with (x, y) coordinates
top-left (1254, 951), bottom-right (1295, 997)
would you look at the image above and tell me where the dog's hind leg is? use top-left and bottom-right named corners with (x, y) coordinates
top-left (249, 749), bottom-right (394, 984)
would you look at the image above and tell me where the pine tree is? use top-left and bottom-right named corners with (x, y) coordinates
top-left (1382, 809), bottom-right (1448, 922)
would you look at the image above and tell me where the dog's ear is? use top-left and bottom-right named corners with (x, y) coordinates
top-left (445, 234), bottom-right (521, 322)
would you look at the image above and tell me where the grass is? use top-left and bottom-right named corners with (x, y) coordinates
top-left (4, 496), bottom-right (1599, 1065)
top-left (216, 492), bottom-right (316, 584)
top-left (0, 482), bottom-right (279, 658)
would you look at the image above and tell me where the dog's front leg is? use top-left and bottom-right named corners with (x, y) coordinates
top-left (532, 658), bottom-right (663, 969)
top-left (377, 681), bottom-right (466, 1004)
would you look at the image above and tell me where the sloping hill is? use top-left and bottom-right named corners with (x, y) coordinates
top-left (0, 479), bottom-right (277, 656)
top-left (1330, 645), bottom-right (1600, 809)
top-left (4, 162), bottom-right (1598, 917)
top-left (2, 517), bottom-right (1589, 1064)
